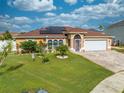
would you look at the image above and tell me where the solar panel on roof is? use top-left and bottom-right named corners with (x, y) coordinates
top-left (40, 26), bottom-right (66, 34)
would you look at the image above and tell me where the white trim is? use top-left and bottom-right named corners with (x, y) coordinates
top-left (84, 36), bottom-right (113, 38)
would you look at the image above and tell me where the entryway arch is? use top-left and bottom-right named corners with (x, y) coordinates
top-left (74, 34), bottom-right (81, 52)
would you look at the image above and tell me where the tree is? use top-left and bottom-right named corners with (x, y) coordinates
top-left (56, 45), bottom-right (68, 56)
top-left (0, 41), bottom-right (12, 66)
top-left (20, 40), bottom-right (37, 53)
top-left (3, 31), bottom-right (12, 40)
top-left (98, 25), bottom-right (104, 31)
top-left (0, 31), bottom-right (12, 66)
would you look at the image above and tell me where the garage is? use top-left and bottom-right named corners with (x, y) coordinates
top-left (84, 40), bottom-right (107, 51)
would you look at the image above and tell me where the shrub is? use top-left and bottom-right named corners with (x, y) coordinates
top-left (56, 45), bottom-right (68, 56)
top-left (42, 56), bottom-right (49, 63)
top-left (21, 88), bottom-right (48, 93)
top-left (20, 40), bottom-right (37, 53)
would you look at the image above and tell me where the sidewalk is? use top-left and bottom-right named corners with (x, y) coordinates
top-left (90, 71), bottom-right (124, 93)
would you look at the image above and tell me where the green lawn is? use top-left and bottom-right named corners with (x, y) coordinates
top-left (112, 48), bottom-right (124, 53)
top-left (0, 53), bottom-right (113, 93)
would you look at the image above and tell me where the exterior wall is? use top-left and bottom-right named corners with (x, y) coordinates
top-left (107, 38), bottom-right (112, 50)
top-left (16, 38), bottom-right (67, 53)
top-left (46, 38), bottom-right (66, 51)
top-left (15, 35), bottom-right (112, 52)
top-left (68, 33), bottom-right (84, 52)
top-left (16, 38), bottom-right (45, 53)
top-left (105, 26), bottom-right (124, 45)
top-left (68, 35), bottom-right (112, 52)
top-left (16, 38), bottom-right (45, 45)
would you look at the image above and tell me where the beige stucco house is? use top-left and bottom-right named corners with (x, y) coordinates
top-left (15, 26), bottom-right (112, 52)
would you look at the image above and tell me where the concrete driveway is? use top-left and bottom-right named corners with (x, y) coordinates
top-left (78, 50), bottom-right (124, 73)
top-left (75, 50), bottom-right (124, 93)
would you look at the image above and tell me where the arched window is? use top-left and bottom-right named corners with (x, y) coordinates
top-left (74, 34), bottom-right (81, 39)
top-left (59, 40), bottom-right (63, 45)
top-left (53, 40), bottom-right (58, 48)
top-left (48, 40), bottom-right (52, 49)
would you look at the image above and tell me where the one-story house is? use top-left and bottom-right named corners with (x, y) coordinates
top-left (15, 26), bottom-right (112, 52)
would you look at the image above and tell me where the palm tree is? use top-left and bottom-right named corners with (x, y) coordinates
top-left (98, 25), bottom-right (104, 31)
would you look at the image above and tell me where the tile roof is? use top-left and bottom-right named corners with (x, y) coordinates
top-left (64, 27), bottom-right (108, 36)
top-left (18, 30), bottom-right (40, 36)
top-left (65, 27), bottom-right (87, 33)
top-left (16, 26), bottom-right (110, 38)
top-left (83, 30), bottom-right (107, 36)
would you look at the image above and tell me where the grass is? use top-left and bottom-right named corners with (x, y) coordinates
top-left (112, 45), bottom-right (124, 53)
top-left (118, 46), bottom-right (124, 48)
top-left (0, 52), bottom-right (113, 93)
top-left (112, 48), bottom-right (124, 53)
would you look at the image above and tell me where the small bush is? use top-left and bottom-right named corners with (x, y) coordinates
top-left (22, 88), bottom-right (48, 93)
top-left (42, 56), bottom-right (49, 63)
top-left (56, 45), bottom-right (68, 56)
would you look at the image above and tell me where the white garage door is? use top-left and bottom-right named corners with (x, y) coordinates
top-left (84, 40), bottom-right (107, 51)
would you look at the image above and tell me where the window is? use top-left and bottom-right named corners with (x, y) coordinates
top-left (48, 40), bottom-right (52, 49)
top-left (74, 34), bottom-right (81, 39)
top-left (53, 40), bottom-right (58, 48)
top-left (59, 40), bottom-right (63, 45)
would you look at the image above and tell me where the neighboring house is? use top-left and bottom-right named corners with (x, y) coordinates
top-left (15, 26), bottom-right (112, 52)
top-left (0, 32), bottom-right (19, 52)
top-left (104, 20), bottom-right (124, 45)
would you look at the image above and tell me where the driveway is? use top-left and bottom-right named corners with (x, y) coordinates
top-left (77, 50), bottom-right (124, 73)
top-left (75, 50), bottom-right (124, 93)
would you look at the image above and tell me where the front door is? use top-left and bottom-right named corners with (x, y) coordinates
top-left (75, 39), bottom-right (80, 52)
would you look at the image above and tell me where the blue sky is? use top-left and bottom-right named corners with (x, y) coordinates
top-left (0, 0), bottom-right (124, 32)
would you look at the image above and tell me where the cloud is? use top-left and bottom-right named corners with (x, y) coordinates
top-left (64, 0), bottom-right (77, 5)
top-left (0, 15), bottom-right (33, 32)
top-left (45, 12), bottom-right (56, 17)
top-left (11, 16), bottom-right (34, 25)
top-left (86, 0), bottom-right (95, 3)
top-left (104, 0), bottom-right (124, 4)
top-left (8, 0), bottom-right (56, 12)
top-left (36, 12), bottom-right (88, 27)
top-left (73, 3), bottom-right (124, 19)
top-left (1, 0), bottom-right (124, 32)
top-left (39, 1), bottom-right (124, 26)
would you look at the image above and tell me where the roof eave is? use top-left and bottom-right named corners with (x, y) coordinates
top-left (84, 36), bottom-right (113, 38)
top-left (14, 36), bottom-right (66, 39)
top-left (63, 31), bottom-right (87, 34)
